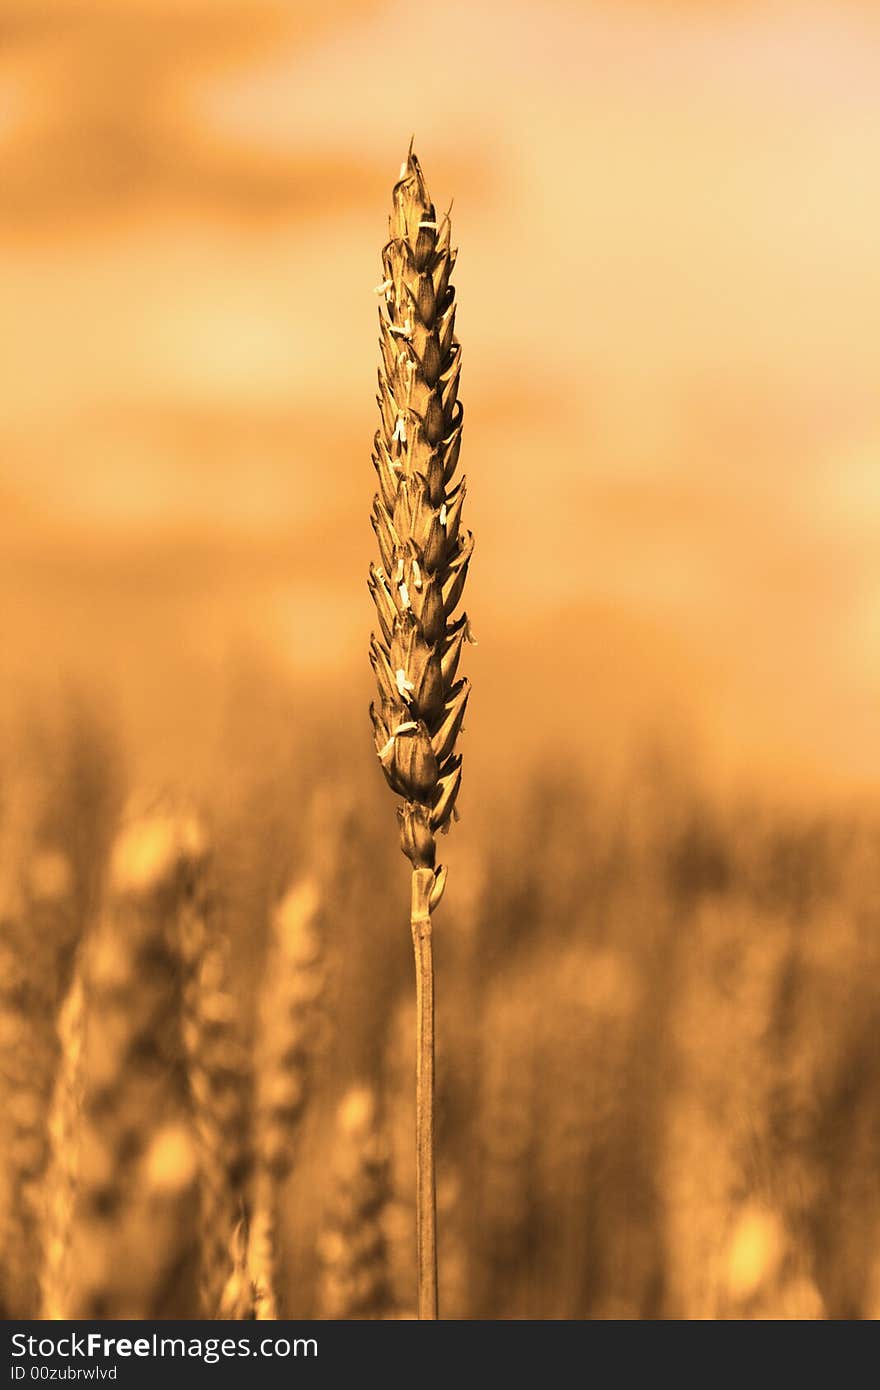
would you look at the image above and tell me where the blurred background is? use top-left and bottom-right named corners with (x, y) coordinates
top-left (1, 0), bottom-right (880, 1320)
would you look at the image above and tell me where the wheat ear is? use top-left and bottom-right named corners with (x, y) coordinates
top-left (369, 144), bottom-right (472, 1320)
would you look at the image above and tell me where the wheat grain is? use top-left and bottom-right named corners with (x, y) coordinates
top-left (369, 143), bottom-right (472, 1320)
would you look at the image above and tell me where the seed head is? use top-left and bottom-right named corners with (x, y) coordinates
top-left (369, 149), bottom-right (473, 871)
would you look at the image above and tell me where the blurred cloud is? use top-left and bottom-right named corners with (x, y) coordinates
top-left (0, 0), bottom-right (878, 794)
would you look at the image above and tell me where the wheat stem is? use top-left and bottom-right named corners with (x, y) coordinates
top-left (411, 868), bottom-right (438, 1318)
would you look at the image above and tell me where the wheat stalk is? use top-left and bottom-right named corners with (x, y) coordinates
top-left (369, 144), bottom-right (473, 1320)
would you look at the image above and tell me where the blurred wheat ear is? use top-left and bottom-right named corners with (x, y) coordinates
top-left (317, 1086), bottom-right (392, 1319)
top-left (0, 840), bottom-right (76, 1319)
top-left (41, 965), bottom-right (83, 1319)
top-left (56, 800), bottom-right (204, 1318)
top-left (368, 143), bottom-right (473, 1320)
top-left (217, 1216), bottom-right (256, 1319)
top-left (179, 850), bottom-right (251, 1317)
top-left (249, 874), bottom-right (325, 1317)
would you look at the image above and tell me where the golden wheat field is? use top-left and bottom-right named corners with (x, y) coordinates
top-left (2, 0), bottom-right (880, 1323)
top-left (4, 692), bottom-right (880, 1320)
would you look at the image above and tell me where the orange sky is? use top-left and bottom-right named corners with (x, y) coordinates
top-left (0, 0), bottom-right (878, 799)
